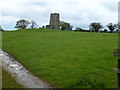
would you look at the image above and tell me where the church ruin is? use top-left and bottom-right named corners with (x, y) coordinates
top-left (49, 13), bottom-right (60, 30)
top-left (45, 13), bottom-right (72, 30)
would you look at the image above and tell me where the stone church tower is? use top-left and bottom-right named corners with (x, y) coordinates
top-left (49, 13), bottom-right (60, 30)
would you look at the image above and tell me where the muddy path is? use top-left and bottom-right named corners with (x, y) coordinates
top-left (0, 49), bottom-right (51, 88)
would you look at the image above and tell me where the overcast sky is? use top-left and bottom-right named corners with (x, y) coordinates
top-left (0, 0), bottom-right (119, 30)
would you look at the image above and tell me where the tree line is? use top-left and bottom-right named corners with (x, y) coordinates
top-left (76, 22), bottom-right (119, 33)
top-left (15, 19), bottom-right (119, 33)
top-left (14, 19), bottom-right (73, 31)
top-left (15, 20), bottom-right (38, 29)
top-left (90, 22), bottom-right (117, 33)
top-left (1, 19), bottom-right (119, 33)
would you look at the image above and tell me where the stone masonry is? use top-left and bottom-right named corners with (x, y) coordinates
top-left (49, 13), bottom-right (60, 30)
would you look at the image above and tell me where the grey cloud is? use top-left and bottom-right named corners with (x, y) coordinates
top-left (100, 2), bottom-right (118, 13)
top-left (0, 0), bottom-right (118, 30)
top-left (27, 2), bottom-right (48, 6)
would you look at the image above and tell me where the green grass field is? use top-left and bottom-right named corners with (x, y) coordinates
top-left (2, 69), bottom-right (23, 88)
top-left (2, 29), bottom-right (118, 88)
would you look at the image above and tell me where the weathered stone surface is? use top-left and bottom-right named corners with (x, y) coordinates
top-left (49, 13), bottom-right (60, 30)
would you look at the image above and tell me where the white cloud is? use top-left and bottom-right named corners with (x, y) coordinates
top-left (0, 0), bottom-right (119, 30)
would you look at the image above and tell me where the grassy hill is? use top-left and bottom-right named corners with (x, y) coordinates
top-left (3, 29), bottom-right (118, 88)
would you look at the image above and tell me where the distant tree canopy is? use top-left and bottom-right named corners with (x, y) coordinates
top-left (42, 25), bottom-right (45, 28)
top-left (75, 27), bottom-right (90, 32)
top-left (103, 29), bottom-right (108, 32)
top-left (15, 19), bottom-right (30, 29)
top-left (0, 26), bottom-right (3, 31)
top-left (89, 22), bottom-right (102, 32)
top-left (60, 21), bottom-right (72, 30)
top-left (107, 23), bottom-right (117, 33)
top-left (30, 20), bottom-right (38, 29)
top-left (117, 23), bottom-right (120, 29)
top-left (75, 27), bottom-right (82, 31)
